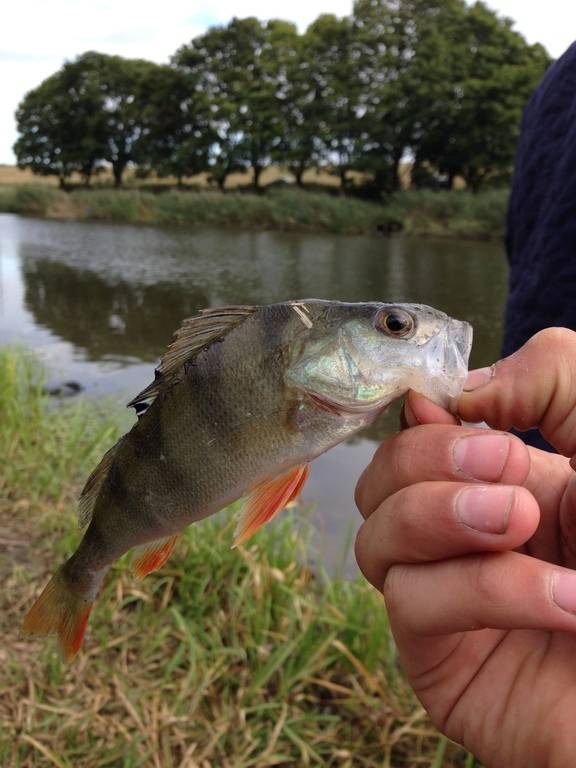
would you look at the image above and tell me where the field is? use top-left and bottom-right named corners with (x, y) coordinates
top-left (0, 165), bottom-right (373, 191)
top-left (0, 348), bottom-right (477, 767)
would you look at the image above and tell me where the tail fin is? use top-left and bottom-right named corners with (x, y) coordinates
top-left (23, 568), bottom-right (94, 659)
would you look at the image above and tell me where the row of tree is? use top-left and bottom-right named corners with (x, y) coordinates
top-left (14, 0), bottom-right (551, 193)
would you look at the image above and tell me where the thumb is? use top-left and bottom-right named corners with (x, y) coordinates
top-left (458, 328), bottom-right (576, 457)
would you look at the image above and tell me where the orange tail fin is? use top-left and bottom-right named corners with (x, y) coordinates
top-left (23, 569), bottom-right (94, 660)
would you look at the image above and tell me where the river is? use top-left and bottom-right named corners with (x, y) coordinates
top-left (0, 213), bottom-right (508, 575)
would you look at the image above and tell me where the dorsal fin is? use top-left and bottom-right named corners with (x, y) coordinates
top-left (127, 305), bottom-right (260, 412)
top-left (78, 439), bottom-right (122, 527)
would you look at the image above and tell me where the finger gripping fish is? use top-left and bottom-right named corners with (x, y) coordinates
top-left (23, 300), bottom-right (472, 658)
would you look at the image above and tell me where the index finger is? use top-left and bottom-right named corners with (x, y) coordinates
top-left (458, 328), bottom-right (576, 457)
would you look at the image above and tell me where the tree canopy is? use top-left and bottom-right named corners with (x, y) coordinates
top-left (14, 1), bottom-right (551, 192)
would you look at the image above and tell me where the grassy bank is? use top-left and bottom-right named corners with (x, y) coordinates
top-left (0, 183), bottom-right (507, 239)
top-left (0, 348), bottom-right (475, 767)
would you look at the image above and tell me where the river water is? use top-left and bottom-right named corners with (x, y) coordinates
top-left (0, 213), bottom-right (508, 575)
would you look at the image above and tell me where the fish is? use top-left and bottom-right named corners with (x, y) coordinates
top-left (23, 300), bottom-right (472, 658)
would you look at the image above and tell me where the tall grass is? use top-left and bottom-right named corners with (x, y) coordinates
top-left (385, 189), bottom-right (508, 239)
top-left (0, 348), bottom-right (119, 503)
top-left (0, 183), bottom-right (507, 239)
top-left (0, 348), bottom-right (474, 766)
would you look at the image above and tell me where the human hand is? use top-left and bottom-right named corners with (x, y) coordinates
top-left (354, 329), bottom-right (576, 768)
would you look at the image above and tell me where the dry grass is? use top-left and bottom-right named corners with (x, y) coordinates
top-left (0, 165), bottom-right (367, 190)
top-left (0, 348), bottom-right (477, 767)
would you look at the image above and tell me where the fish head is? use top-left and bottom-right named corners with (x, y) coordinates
top-left (286, 301), bottom-right (472, 418)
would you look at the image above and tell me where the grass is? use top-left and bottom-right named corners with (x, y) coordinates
top-left (385, 189), bottom-right (508, 240)
top-left (0, 347), bottom-right (476, 766)
top-left (0, 176), bottom-right (507, 239)
top-left (0, 185), bottom-right (391, 236)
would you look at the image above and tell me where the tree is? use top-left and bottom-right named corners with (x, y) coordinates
top-left (268, 21), bottom-right (321, 186)
top-left (14, 59), bottom-right (106, 187)
top-left (303, 15), bottom-right (363, 190)
top-left (351, 0), bottom-right (459, 194)
top-left (135, 65), bottom-right (214, 185)
top-left (406, 0), bottom-right (551, 190)
top-left (174, 18), bottom-right (285, 190)
top-left (77, 52), bottom-right (165, 188)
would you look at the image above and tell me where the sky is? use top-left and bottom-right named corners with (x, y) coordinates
top-left (1, 0), bottom-right (574, 164)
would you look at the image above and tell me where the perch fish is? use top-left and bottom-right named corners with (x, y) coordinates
top-left (23, 300), bottom-right (472, 657)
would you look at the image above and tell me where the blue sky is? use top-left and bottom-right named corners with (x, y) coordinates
top-left (1, 0), bottom-right (573, 165)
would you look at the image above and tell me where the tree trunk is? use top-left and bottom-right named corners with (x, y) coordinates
top-left (390, 153), bottom-right (401, 192)
top-left (112, 160), bottom-right (125, 189)
top-left (253, 164), bottom-right (262, 191)
top-left (294, 163), bottom-right (306, 188)
top-left (217, 174), bottom-right (226, 192)
top-left (339, 166), bottom-right (348, 194)
top-left (58, 174), bottom-right (66, 190)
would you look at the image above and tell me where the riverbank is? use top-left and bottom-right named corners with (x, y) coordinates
top-left (0, 184), bottom-right (507, 239)
top-left (0, 348), bottom-right (474, 767)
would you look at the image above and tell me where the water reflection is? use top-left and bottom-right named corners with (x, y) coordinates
top-left (23, 259), bottom-right (210, 362)
top-left (0, 213), bottom-right (508, 575)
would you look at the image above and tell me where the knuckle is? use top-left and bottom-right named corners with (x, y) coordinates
top-left (467, 553), bottom-right (504, 603)
top-left (382, 565), bottom-right (406, 617)
top-left (530, 327), bottom-right (576, 351)
top-left (389, 429), bottom-right (420, 483)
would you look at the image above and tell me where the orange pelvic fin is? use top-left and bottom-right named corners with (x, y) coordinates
top-left (23, 569), bottom-right (94, 660)
top-left (233, 464), bottom-right (310, 547)
top-left (132, 534), bottom-right (179, 580)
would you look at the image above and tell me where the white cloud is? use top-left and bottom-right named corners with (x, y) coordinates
top-left (1, 0), bottom-right (573, 164)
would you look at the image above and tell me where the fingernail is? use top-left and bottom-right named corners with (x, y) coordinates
top-left (464, 366), bottom-right (494, 392)
top-left (552, 571), bottom-right (576, 613)
top-left (456, 486), bottom-right (513, 534)
top-left (453, 434), bottom-right (510, 481)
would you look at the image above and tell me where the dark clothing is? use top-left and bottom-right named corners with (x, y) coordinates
top-left (504, 42), bottom-right (576, 358)
top-left (503, 43), bottom-right (576, 452)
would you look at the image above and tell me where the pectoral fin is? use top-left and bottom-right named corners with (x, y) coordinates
top-left (132, 535), bottom-right (179, 580)
top-left (233, 464), bottom-right (310, 547)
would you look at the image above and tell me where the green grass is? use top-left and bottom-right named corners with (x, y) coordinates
top-left (0, 348), bottom-right (476, 766)
top-left (385, 189), bottom-right (508, 239)
top-left (0, 183), bottom-right (507, 239)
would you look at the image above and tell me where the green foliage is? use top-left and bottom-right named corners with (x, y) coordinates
top-left (0, 184), bottom-right (508, 237)
top-left (385, 188), bottom-right (509, 237)
top-left (13, 3), bottom-right (551, 194)
top-left (0, 348), bottom-right (120, 503)
top-left (0, 184), bottom-right (66, 215)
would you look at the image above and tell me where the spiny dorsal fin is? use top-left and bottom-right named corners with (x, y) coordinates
top-left (127, 305), bottom-right (259, 412)
top-left (78, 439), bottom-right (121, 527)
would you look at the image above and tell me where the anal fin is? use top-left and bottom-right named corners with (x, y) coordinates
top-left (233, 464), bottom-right (310, 547)
top-left (132, 535), bottom-right (179, 580)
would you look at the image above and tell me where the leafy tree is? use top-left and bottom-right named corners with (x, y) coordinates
top-left (268, 22), bottom-right (321, 186)
top-left (175, 18), bottom-right (285, 190)
top-left (407, 0), bottom-right (551, 190)
top-left (135, 66), bottom-right (214, 185)
top-left (304, 15), bottom-right (363, 189)
top-left (76, 52), bottom-right (165, 188)
top-left (14, 59), bottom-right (106, 187)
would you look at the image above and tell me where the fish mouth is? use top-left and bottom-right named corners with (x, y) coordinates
top-left (306, 391), bottom-right (388, 419)
top-left (451, 320), bottom-right (473, 367)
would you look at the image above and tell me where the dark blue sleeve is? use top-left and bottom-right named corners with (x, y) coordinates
top-left (503, 42), bottom-right (576, 358)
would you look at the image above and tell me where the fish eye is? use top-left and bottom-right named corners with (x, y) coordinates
top-left (376, 309), bottom-right (415, 338)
